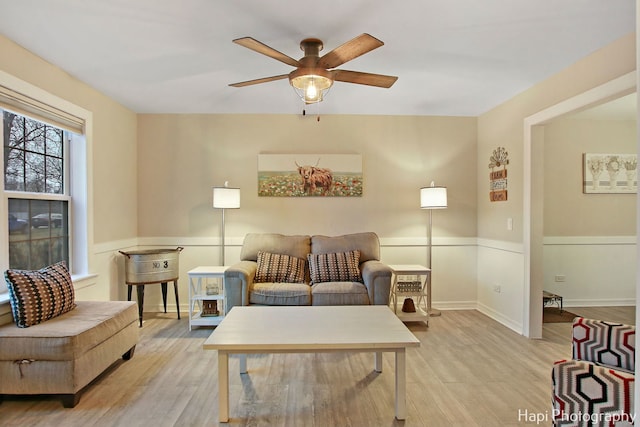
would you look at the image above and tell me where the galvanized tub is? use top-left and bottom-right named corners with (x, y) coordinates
top-left (119, 247), bottom-right (183, 284)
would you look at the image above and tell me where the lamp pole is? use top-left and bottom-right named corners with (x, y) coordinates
top-left (426, 207), bottom-right (441, 316)
top-left (220, 207), bottom-right (227, 266)
top-left (420, 182), bottom-right (447, 317)
top-left (213, 182), bottom-right (240, 267)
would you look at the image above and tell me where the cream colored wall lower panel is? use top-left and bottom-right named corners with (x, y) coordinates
top-left (75, 244), bottom-right (134, 302)
top-left (543, 236), bottom-right (636, 305)
top-left (476, 244), bottom-right (525, 334)
top-left (430, 245), bottom-right (478, 307)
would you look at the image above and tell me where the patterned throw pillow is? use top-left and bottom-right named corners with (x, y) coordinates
top-left (4, 261), bottom-right (76, 328)
top-left (255, 251), bottom-right (306, 284)
top-left (308, 250), bottom-right (362, 284)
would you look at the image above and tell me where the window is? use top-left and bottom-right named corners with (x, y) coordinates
top-left (0, 73), bottom-right (90, 299)
top-left (4, 111), bottom-right (70, 270)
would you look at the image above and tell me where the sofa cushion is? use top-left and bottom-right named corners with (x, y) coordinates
top-left (308, 250), bottom-right (362, 284)
top-left (0, 301), bottom-right (138, 361)
top-left (311, 232), bottom-right (380, 262)
top-left (311, 282), bottom-right (370, 305)
top-left (255, 251), bottom-right (306, 284)
top-left (4, 261), bottom-right (76, 328)
top-left (249, 282), bottom-right (311, 305)
top-left (240, 233), bottom-right (311, 261)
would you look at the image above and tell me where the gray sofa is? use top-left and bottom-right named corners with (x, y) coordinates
top-left (224, 232), bottom-right (392, 311)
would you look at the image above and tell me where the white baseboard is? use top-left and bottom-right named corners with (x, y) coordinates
top-left (476, 302), bottom-right (523, 334)
top-left (563, 298), bottom-right (636, 307)
top-left (431, 301), bottom-right (477, 311)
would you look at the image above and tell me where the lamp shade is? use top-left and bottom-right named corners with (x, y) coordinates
top-left (290, 68), bottom-right (333, 104)
top-left (213, 186), bottom-right (240, 209)
top-left (420, 186), bottom-right (447, 209)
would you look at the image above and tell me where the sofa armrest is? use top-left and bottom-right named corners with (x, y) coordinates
top-left (361, 260), bottom-right (392, 305)
top-left (224, 261), bottom-right (257, 312)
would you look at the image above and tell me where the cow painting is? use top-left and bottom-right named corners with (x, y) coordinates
top-left (295, 159), bottom-right (333, 195)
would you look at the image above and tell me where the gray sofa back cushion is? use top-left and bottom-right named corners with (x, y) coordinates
top-left (240, 233), bottom-right (311, 261)
top-left (310, 232), bottom-right (380, 262)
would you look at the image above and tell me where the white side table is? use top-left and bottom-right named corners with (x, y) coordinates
top-left (188, 266), bottom-right (228, 330)
top-left (389, 264), bottom-right (431, 324)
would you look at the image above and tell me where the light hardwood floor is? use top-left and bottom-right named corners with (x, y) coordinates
top-left (0, 306), bottom-right (634, 427)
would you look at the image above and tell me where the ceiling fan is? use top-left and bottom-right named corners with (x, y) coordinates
top-left (229, 33), bottom-right (398, 104)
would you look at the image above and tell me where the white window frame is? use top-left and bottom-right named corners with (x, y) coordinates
top-left (0, 71), bottom-right (93, 299)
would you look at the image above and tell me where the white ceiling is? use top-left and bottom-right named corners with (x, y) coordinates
top-left (0, 0), bottom-right (635, 116)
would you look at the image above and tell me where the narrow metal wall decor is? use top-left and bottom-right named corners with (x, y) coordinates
top-left (489, 147), bottom-right (509, 202)
top-left (583, 153), bottom-right (637, 194)
top-left (258, 154), bottom-right (363, 197)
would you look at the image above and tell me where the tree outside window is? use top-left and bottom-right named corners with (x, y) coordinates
top-left (4, 111), bottom-right (69, 270)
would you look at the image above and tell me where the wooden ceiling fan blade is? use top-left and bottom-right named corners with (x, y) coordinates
top-left (317, 33), bottom-right (384, 69)
top-left (233, 37), bottom-right (300, 67)
top-left (229, 74), bottom-right (289, 87)
top-left (332, 70), bottom-right (398, 88)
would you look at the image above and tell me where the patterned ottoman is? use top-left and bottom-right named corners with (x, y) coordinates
top-left (552, 317), bottom-right (635, 426)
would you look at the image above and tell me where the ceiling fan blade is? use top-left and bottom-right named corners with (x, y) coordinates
top-left (229, 74), bottom-right (289, 87)
top-left (317, 33), bottom-right (384, 69)
top-left (332, 70), bottom-right (398, 88)
top-left (233, 37), bottom-right (300, 67)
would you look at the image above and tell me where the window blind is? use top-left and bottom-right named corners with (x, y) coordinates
top-left (0, 84), bottom-right (84, 134)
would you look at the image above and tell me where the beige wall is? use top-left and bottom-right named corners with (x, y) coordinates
top-left (478, 32), bottom-right (636, 243)
top-left (137, 114), bottom-right (478, 242)
top-left (0, 35), bottom-right (138, 245)
top-left (544, 118), bottom-right (637, 236)
top-left (476, 32), bottom-right (636, 335)
top-left (0, 35), bottom-right (138, 315)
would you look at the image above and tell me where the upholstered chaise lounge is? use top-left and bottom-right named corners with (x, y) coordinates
top-left (224, 232), bottom-right (392, 311)
top-left (0, 262), bottom-right (139, 407)
top-left (0, 301), bottom-right (139, 407)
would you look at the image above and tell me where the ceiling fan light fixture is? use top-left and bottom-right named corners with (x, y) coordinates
top-left (290, 68), bottom-right (333, 104)
top-left (230, 34), bottom-right (397, 107)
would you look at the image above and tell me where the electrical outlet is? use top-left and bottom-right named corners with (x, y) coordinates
top-left (554, 275), bottom-right (566, 282)
top-left (493, 285), bottom-right (501, 293)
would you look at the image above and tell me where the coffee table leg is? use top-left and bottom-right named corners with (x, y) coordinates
top-left (375, 352), bottom-right (382, 372)
top-left (239, 354), bottom-right (247, 374)
top-left (395, 349), bottom-right (406, 420)
top-left (218, 351), bottom-right (229, 422)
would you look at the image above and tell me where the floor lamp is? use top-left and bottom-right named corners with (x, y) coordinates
top-left (213, 182), bottom-right (240, 266)
top-left (420, 181), bottom-right (447, 316)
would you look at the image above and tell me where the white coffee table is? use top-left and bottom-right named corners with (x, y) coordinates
top-left (203, 305), bottom-right (420, 422)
